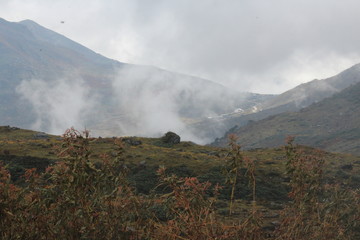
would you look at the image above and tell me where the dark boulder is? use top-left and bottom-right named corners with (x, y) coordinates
top-left (162, 132), bottom-right (180, 144)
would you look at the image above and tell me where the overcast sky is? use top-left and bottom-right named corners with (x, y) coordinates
top-left (2, 0), bottom-right (360, 94)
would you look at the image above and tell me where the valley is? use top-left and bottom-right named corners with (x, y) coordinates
top-left (1, 16), bottom-right (360, 239)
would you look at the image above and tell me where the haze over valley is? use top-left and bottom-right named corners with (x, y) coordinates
top-left (2, 2), bottom-right (360, 239)
top-left (2, 0), bottom-right (360, 153)
top-left (1, 16), bottom-right (360, 154)
top-left (0, 18), bottom-right (272, 143)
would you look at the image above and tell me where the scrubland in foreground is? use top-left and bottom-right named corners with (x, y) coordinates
top-left (1, 128), bottom-right (360, 239)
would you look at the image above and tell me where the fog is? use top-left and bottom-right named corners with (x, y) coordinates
top-left (111, 66), bottom-right (203, 142)
top-left (2, 0), bottom-right (360, 93)
top-left (15, 65), bottom-right (242, 143)
top-left (5, 0), bottom-right (360, 142)
top-left (16, 76), bottom-right (98, 134)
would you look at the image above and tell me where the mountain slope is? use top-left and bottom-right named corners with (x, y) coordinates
top-left (19, 19), bottom-right (117, 65)
top-left (192, 63), bottom-right (360, 142)
top-left (0, 18), bottom-right (120, 128)
top-left (0, 18), bottom-right (270, 142)
top-left (258, 63), bottom-right (360, 111)
top-left (212, 81), bottom-right (360, 155)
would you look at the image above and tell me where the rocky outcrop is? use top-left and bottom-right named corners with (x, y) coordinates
top-left (162, 132), bottom-right (181, 144)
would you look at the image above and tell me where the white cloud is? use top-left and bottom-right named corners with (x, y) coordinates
top-left (16, 77), bottom-right (96, 134)
top-left (110, 65), bottom-right (210, 143)
top-left (2, 0), bottom-right (360, 93)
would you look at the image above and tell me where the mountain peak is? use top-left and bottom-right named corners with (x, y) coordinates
top-left (15, 19), bottom-right (119, 65)
top-left (19, 19), bottom-right (39, 25)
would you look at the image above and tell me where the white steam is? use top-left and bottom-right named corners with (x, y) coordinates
top-left (16, 77), bottom-right (95, 135)
top-left (111, 66), bottom-right (207, 143)
top-left (14, 60), bottom-right (259, 144)
top-left (14, 67), bottom-right (213, 143)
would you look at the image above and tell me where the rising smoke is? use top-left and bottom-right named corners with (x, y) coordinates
top-left (16, 76), bottom-right (97, 135)
top-left (109, 65), bottom-right (217, 143)
top-left (15, 65), bottom-right (239, 144)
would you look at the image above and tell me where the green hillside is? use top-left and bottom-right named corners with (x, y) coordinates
top-left (192, 63), bottom-right (360, 142)
top-left (213, 82), bottom-right (360, 155)
top-left (1, 125), bottom-right (360, 196)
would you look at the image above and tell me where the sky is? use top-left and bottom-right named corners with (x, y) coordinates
top-left (2, 0), bottom-right (360, 94)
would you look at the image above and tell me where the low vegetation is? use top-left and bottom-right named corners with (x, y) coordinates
top-left (1, 127), bottom-right (360, 239)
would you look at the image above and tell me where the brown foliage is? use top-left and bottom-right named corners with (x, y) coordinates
top-left (275, 137), bottom-right (360, 240)
top-left (0, 130), bottom-right (359, 239)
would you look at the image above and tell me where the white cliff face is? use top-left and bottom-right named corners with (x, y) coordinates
top-left (206, 106), bottom-right (258, 121)
top-left (251, 105), bottom-right (263, 113)
top-left (234, 108), bottom-right (244, 113)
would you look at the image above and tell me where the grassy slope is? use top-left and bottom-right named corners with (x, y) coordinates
top-left (1, 125), bottom-right (360, 183)
top-left (213, 82), bottom-right (360, 155)
top-left (2, 125), bottom-right (360, 230)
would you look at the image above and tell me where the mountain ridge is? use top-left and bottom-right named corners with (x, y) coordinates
top-left (192, 63), bottom-right (360, 142)
top-left (18, 19), bottom-right (121, 66)
top-left (212, 81), bottom-right (360, 155)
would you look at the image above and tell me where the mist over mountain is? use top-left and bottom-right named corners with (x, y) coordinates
top-left (0, 18), bottom-right (270, 143)
top-left (192, 63), bottom-right (360, 141)
top-left (257, 63), bottom-right (360, 110)
top-left (212, 81), bottom-right (360, 155)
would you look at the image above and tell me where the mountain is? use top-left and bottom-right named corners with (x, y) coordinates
top-left (192, 63), bottom-right (360, 141)
top-left (0, 18), bottom-right (270, 141)
top-left (0, 18), bottom-right (121, 127)
top-left (257, 63), bottom-right (360, 111)
top-left (212, 81), bottom-right (360, 155)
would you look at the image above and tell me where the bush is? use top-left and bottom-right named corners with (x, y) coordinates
top-left (1, 130), bottom-right (359, 239)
